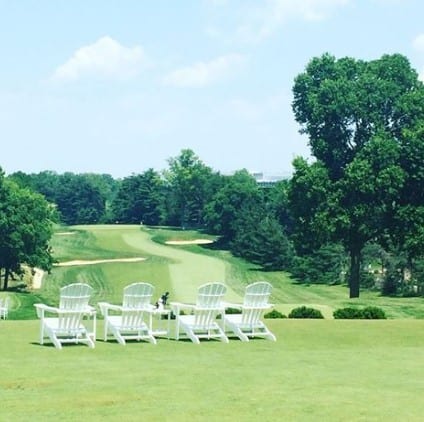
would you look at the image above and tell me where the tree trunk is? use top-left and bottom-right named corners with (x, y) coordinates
top-left (349, 247), bottom-right (361, 298)
top-left (3, 267), bottom-right (10, 291)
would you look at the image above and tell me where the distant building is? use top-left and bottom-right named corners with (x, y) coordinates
top-left (251, 172), bottom-right (289, 188)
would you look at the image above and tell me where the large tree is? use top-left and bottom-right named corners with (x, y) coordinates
top-left (291, 53), bottom-right (424, 298)
top-left (164, 149), bottom-right (221, 228)
top-left (204, 169), bottom-right (262, 242)
top-left (9, 171), bottom-right (110, 225)
top-left (111, 169), bottom-right (165, 225)
top-left (0, 169), bottom-right (54, 290)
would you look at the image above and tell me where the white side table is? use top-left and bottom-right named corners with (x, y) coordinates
top-left (149, 308), bottom-right (171, 339)
top-left (84, 306), bottom-right (97, 341)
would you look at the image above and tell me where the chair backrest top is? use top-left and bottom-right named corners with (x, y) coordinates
top-left (196, 282), bottom-right (226, 309)
top-left (243, 281), bottom-right (272, 308)
top-left (59, 283), bottom-right (93, 310)
top-left (122, 282), bottom-right (154, 308)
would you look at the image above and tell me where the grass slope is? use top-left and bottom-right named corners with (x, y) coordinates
top-left (1, 319), bottom-right (424, 421)
top-left (4, 224), bottom-right (424, 319)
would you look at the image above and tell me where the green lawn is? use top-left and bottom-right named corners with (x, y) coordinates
top-left (1, 319), bottom-right (423, 421)
top-left (2, 225), bottom-right (424, 420)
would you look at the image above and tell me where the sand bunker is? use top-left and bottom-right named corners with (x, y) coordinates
top-left (54, 257), bottom-right (146, 267)
top-left (31, 257), bottom-right (146, 289)
top-left (165, 239), bottom-right (214, 245)
top-left (55, 232), bottom-right (76, 235)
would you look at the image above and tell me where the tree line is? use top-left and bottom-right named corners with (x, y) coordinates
top-left (1, 53), bottom-right (423, 298)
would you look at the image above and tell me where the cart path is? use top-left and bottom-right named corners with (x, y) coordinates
top-left (122, 231), bottom-right (243, 302)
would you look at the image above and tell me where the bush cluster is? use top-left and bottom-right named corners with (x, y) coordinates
top-left (288, 306), bottom-right (324, 319)
top-left (333, 306), bottom-right (386, 319)
top-left (264, 309), bottom-right (286, 319)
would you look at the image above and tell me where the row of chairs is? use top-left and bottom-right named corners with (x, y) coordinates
top-left (34, 281), bottom-right (276, 350)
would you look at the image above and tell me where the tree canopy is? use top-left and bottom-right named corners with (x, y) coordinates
top-left (291, 53), bottom-right (424, 297)
top-left (0, 169), bottom-right (54, 290)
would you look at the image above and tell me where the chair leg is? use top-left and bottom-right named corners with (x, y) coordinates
top-left (104, 320), bottom-right (109, 342)
top-left (216, 326), bottom-right (229, 343)
top-left (184, 327), bottom-right (200, 344)
top-left (110, 327), bottom-right (126, 345)
top-left (147, 333), bottom-right (157, 345)
top-left (264, 329), bottom-right (276, 342)
top-left (49, 331), bottom-right (62, 350)
top-left (231, 324), bottom-right (249, 342)
top-left (39, 323), bottom-right (45, 345)
top-left (86, 333), bottom-right (95, 348)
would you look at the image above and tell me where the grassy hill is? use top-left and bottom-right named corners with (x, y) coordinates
top-left (2, 224), bottom-right (424, 319)
top-left (1, 225), bottom-right (424, 420)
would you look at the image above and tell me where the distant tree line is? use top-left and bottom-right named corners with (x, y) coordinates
top-left (1, 53), bottom-right (423, 298)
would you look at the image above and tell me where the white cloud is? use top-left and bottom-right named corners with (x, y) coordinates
top-left (412, 34), bottom-right (424, 82)
top-left (236, 0), bottom-right (350, 43)
top-left (413, 33), bottom-right (424, 52)
top-left (163, 53), bottom-right (245, 87)
top-left (52, 36), bottom-right (147, 81)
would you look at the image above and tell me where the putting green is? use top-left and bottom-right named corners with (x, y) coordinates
top-left (122, 229), bottom-right (243, 302)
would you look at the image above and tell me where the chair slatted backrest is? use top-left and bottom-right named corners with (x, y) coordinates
top-left (58, 283), bottom-right (93, 332)
top-left (241, 282), bottom-right (272, 325)
top-left (121, 282), bottom-right (154, 329)
top-left (194, 282), bottom-right (226, 328)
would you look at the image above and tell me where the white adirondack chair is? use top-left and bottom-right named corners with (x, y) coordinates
top-left (171, 282), bottom-right (229, 344)
top-left (223, 281), bottom-right (276, 342)
top-left (34, 283), bottom-right (96, 349)
top-left (0, 296), bottom-right (10, 319)
top-left (98, 282), bottom-right (157, 345)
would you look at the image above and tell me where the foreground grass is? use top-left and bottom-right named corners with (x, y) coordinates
top-left (2, 319), bottom-right (424, 421)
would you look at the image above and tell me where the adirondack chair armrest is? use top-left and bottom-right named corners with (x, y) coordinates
top-left (223, 302), bottom-right (243, 310)
top-left (170, 302), bottom-right (195, 315)
top-left (34, 303), bottom-right (59, 318)
top-left (85, 305), bottom-right (96, 314)
top-left (98, 302), bottom-right (122, 316)
top-left (239, 304), bottom-right (273, 311)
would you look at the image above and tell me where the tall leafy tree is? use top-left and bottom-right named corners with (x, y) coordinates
top-left (8, 171), bottom-right (109, 225)
top-left (291, 53), bottom-right (424, 297)
top-left (111, 169), bottom-right (165, 225)
top-left (164, 149), bottom-right (220, 228)
top-left (0, 169), bottom-right (54, 290)
top-left (54, 173), bottom-right (105, 225)
top-left (204, 169), bottom-right (262, 242)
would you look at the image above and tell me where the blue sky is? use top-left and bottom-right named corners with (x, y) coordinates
top-left (1, 0), bottom-right (424, 178)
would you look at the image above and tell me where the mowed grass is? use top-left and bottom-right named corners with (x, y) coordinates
top-left (2, 319), bottom-right (424, 421)
top-left (2, 225), bottom-right (424, 420)
top-left (5, 224), bottom-right (424, 319)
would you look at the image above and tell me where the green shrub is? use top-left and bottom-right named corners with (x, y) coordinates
top-left (288, 306), bottom-right (324, 319)
top-left (333, 306), bottom-right (386, 319)
top-left (225, 307), bottom-right (242, 314)
top-left (264, 309), bottom-right (286, 319)
top-left (361, 306), bottom-right (386, 319)
top-left (333, 307), bottom-right (364, 319)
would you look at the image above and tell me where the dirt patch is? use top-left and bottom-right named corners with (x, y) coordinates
top-left (165, 239), bottom-right (214, 245)
top-left (32, 268), bottom-right (45, 289)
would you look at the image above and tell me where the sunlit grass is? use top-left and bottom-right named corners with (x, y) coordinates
top-left (1, 319), bottom-right (423, 421)
top-left (3, 225), bottom-right (424, 420)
